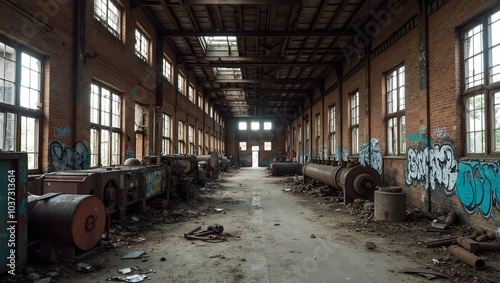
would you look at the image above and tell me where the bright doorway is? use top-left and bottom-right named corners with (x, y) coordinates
top-left (252, 146), bottom-right (259, 167)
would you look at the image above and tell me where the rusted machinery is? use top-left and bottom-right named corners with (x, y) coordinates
top-left (269, 162), bottom-right (302, 176)
top-left (302, 161), bottom-right (382, 204)
top-left (196, 155), bottom-right (217, 179)
top-left (143, 155), bottom-right (197, 199)
top-left (38, 165), bottom-right (168, 219)
top-left (28, 193), bottom-right (106, 261)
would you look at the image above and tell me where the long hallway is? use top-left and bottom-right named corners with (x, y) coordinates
top-left (63, 168), bottom-right (429, 283)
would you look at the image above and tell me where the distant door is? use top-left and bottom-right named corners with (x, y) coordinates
top-left (252, 146), bottom-right (259, 167)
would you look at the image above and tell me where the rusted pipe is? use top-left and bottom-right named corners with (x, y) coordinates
top-left (425, 237), bottom-right (456, 248)
top-left (475, 242), bottom-right (500, 251)
top-left (475, 234), bottom-right (490, 242)
top-left (448, 245), bottom-right (485, 269)
top-left (456, 236), bottom-right (480, 251)
top-left (185, 226), bottom-right (201, 235)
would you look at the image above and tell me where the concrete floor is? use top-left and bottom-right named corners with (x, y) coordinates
top-left (59, 167), bottom-right (429, 283)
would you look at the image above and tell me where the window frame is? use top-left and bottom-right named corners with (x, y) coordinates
top-left (178, 120), bottom-right (185, 154)
top-left (462, 9), bottom-right (500, 155)
top-left (177, 72), bottom-right (185, 95)
top-left (264, 141), bottom-right (272, 151)
top-left (134, 26), bottom-right (151, 64)
top-left (0, 41), bottom-right (43, 171)
top-left (94, 0), bottom-right (122, 39)
top-left (162, 113), bottom-right (171, 155)
top-left (386, 65), bottom-right (406, 156)
top-left (239, 141), bottom-right (247, 151)
top-left (188, 84), bottom-right (195, 103)
top-left (238, 121), bottom-right (247, 130)
top-left (162, 55), bottom-right (173, 83)
top-left (329, 106), bottom-right (336, 156)
top-left (350, 91), bottom-right (359, 155)
top-left (263, 121), bottom-right (272, 130)
top-left (90, 82), bottom-right (122, 167)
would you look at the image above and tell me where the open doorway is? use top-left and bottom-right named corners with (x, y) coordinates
top-left (252, 146), bottom-right (259, 167)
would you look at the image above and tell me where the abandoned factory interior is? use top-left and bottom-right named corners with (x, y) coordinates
top-left (1, 0), bottom-right (500, 282)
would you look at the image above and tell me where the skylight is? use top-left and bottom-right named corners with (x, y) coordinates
top-left (199, 36), bottom-right (241, 79)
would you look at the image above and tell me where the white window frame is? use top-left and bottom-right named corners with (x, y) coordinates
top-left (329, 106), bottom-right (336, 156)
top-left (94, 0), bottom-right (122, 38)
top-left (0, 43), bottom-right (43, 171)
top-left (463, 9), bottom-right (500, 155)
top-left (163, 55), bottom-right (173, 83)
top-left (135, 27), bottom-right (150, 63)
top-left (386, 65), bottom-right (406, 156)
top-left (350, 91), bottom-right (359, 155)
top-left (162, 113), bottom-right (171, 155)
top-left (90, 82), bottom-right (122, 167)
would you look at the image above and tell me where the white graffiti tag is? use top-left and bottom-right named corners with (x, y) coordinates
top-left (405, 144), bottom-right (457, 195)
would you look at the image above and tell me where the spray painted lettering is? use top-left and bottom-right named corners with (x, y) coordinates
top-left (54, 126), bottom-right (72, 138)
top-left (334, 146), bottom-right (348, 162)
top-left (359, 138), bottom-right (382, 174)
top-left (405, 144), bottom-right (457, 195)
top-left (456, 160), bottom-right (500, 218)
top-left (49, 141), bottom-right (90, 172)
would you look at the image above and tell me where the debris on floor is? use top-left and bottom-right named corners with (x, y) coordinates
top-left (184, 224), bottom-right (227, 242)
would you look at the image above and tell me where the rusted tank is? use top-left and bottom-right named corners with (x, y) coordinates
top-left (302, 162), bottom-right (382, 204)
top-left (145, 155), bottom-right (198, 199)
top-left (270, 162), bottom-right (302, 176)
top-left (196, 155), bottom-right (217, 178)
top-left (29, 194), bottom-right (106, 251)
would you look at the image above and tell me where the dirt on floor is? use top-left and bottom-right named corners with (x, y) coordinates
top-left (280, 175), bottom-right (500, 283)
top-left (2, 168), bottom-right (500, 283)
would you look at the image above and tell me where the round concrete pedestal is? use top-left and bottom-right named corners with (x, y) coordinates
top-left (374, 187), bottom-right (407, 221)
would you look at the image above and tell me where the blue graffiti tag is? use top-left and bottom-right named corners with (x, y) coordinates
top-left (359, 138), bottom-right (382, 174)
top-left (456, 160), bottom-right (500, 218)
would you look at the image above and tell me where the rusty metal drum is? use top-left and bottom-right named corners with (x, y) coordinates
top-left (29, 194), bottom-right (106, 251)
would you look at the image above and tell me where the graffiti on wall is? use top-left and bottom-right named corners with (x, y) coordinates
top-left (405, 144), bottom-right (457, 195)
top-left (407, 124), bottom-right (429, 149)
top-left (456, 160), bottom-right (500, 218)
top-left (334, 146), bottom-right (348, 162)
top-left (359, 138), bottom-right (382, 174)
top-left (319, 143), bottom-right (329, 160)
top-left (49, 141), bottom-right (90, 172)
top-left (125, 145), bottom-right (135, 160)
top-left (54, 125), bottom-right (72, 138)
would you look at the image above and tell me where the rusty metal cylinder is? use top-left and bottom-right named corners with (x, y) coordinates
top-left (374, 187), bottom-right (407, 221)
top-left (448, 245), bottom-right (485, 269)
top-left (29, 194), bottom-right (106, 251)
top-left (302, 163), bottom-right (343, 188)
top-left (270, 162), bottom-right (302, 176)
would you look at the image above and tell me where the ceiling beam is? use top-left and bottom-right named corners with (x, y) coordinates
top-left (205, 88), bottom-right (310, 93)
top-left (179, 0), bottom-right (302, 5)
top-left (187, 62), bottom-right (334, 67)
top-left (163, 29), bottom-right (355, 37)
top-left (201, 78), bottom-right (318, 84)
top-left (184, 56), bottom-right (283, 62)
top-left (214, 97), bottom-right (303, 103)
